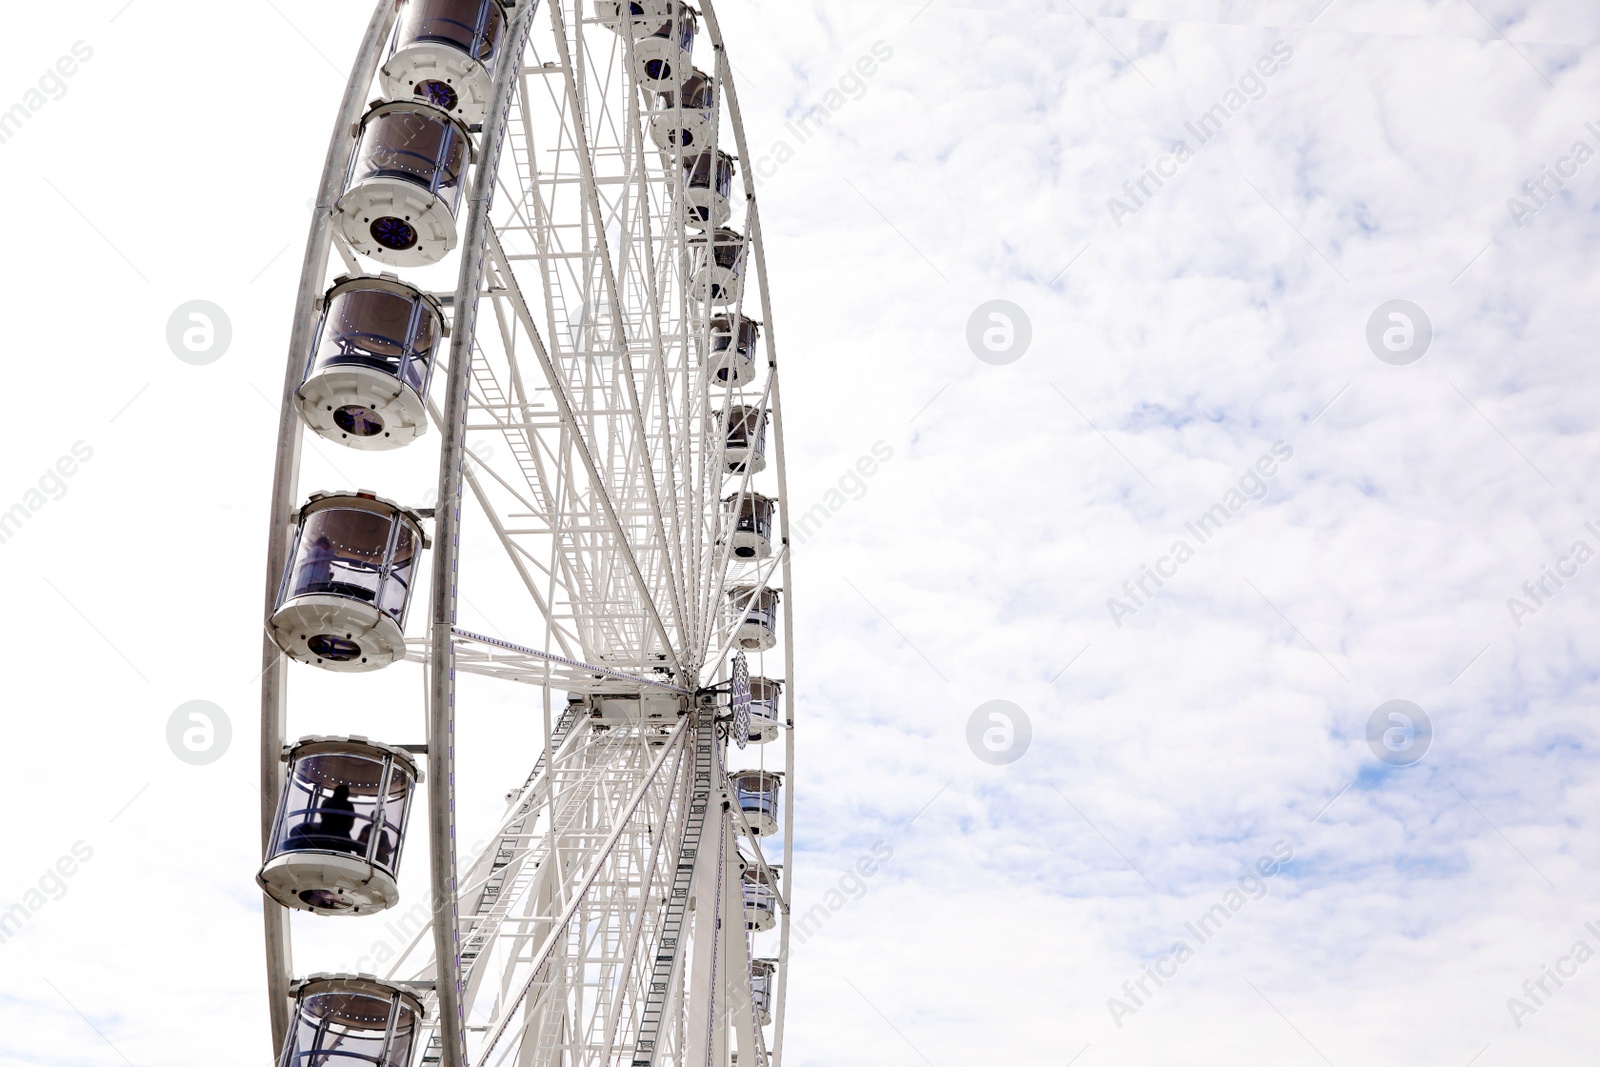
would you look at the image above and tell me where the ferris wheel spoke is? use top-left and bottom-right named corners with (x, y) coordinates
top-left (472, 718), bottom-right (690, 1061)
top-left (484, 227), bottom-right (683, 672)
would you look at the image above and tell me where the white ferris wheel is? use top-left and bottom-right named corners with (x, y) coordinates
top-left (254, 3), bottom-right (796, 1066)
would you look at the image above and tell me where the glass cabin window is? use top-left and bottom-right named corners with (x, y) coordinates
top-left (380, 523), bottom-right (418, 621)
top-left (730, 588), bottom-right (778, 628)
top-left (281, 987), bottom-right (419, 1067)
top-left (309, 287), bottom-right (440, 394)
top-left (732, 496), bottom-right (772, 536)
top-left (735, 775), bottom-right (780, 820)
top-left (711, 236), bottom-right (744, 271)
top-left (290, 508), bottom-right (392, 604)
top-left (660, 70), bottom-right (715, 111)
top-left (395, 0), bottom-right (505, 65)
top-left (682, 152), bottom-right (734, 197)
top-left (353, 109), bottom-right (469, 207)
top-left (284, 506), bottom-right (420, 623)
top-left (742, 867), bottom-right (776, 913)
top-left (724, 407), bottom-right (765, 449)
top-left (271, 751), bottom-right (413, 872)
top-left (749, 678), bottom-right (779, 712)
top-left (710, 318), bottom-right (757, 356)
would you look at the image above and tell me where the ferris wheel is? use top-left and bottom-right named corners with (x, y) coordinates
top-left (254, 3), bottom-right (796, 1066)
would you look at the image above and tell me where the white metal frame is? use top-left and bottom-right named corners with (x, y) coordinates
top-left (258, 3), bottom-right (797, 1066)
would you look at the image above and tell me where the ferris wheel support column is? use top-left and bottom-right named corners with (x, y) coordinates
top-left (684, 808), bottom-right (728, 1067)
top-left (425, 4), bottom-right (541, 1065)
top-left (257, 0), bottom-right (401, 1050)
top-left (723, 851), bottom-right (762, 1067)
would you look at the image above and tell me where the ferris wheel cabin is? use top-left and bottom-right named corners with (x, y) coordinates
top-left (380, 0), bottom-right (510, 124)
top-left (336, 100), bottom-right (476, 266)
top-left (595, 0), bottom-right (673, 36)
top-left (692, 228), bottom-right (746, 305)
top-left (731, 769), bottom-right (782, 837)
top-left (719, 404), bottom-right (768, 473)
top-left (650, 67), bottom-right (717, 151)
top-left (259, 737), bottom-right (421, 916)
top-left (744, 676), bottom-right (782, 744)
top-left (727, 585), bottom-right (780, 651)
top-left (298, 275), bottom-right (445, 449)
top-left (723, 491), bottom-right (775, 561)
top-left (707, 314), bottom-right (759, 386)
top-left (751, 959), bottom-right (776, 1026)
top-left (270, 492), bottom-right (429, 671)
top-left (679, 150), bottom-right (735, 229)
top-left (629, 4), bottom-right (697, 90)
top-left (278, 974), bottom-right (424, 1067)
top-left (741, 862), bottom-right (778, 932)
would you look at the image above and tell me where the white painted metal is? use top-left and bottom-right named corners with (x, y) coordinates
top-left (262, 2), bottom-right (794, 1066)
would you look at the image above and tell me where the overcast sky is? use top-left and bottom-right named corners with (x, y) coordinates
top-left (3, 1), bottom-right (1600, 1066)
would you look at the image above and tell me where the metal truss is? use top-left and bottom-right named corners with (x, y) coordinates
top-left (261, 3), bottom-right (796, 1067)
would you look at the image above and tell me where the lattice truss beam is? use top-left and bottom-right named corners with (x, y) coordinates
top-left (450, 2), bottom-right (774, 681)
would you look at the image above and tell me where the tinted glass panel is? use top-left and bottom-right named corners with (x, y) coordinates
top-left (381, 523), bottom-right (418, 621)
top-left (289, 508), bottom-right (393, 604)
top-left (311, 287), bottom-right (438, 392)
top-left (396, 0), bottom-right (505, 64)
top-left (272, 752), bottom-right (401, 868)
top-left (283, 989), bottom-right (418, 1067)
top-left (354, 110), bottom-right (468, 200)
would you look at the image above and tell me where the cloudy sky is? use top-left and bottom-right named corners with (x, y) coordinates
top-left (4, 1), bottom-right (1600, 1065)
